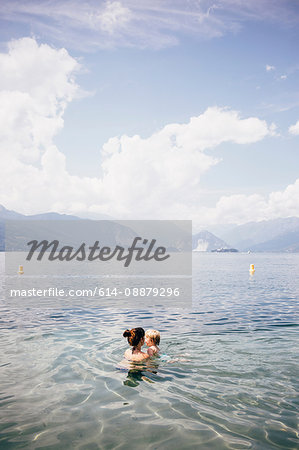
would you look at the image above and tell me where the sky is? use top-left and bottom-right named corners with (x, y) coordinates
top-left (0, 0), bottom-right (299, 230)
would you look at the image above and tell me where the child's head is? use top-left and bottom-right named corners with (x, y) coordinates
top-left (145, 329), bottom-right (160, 346)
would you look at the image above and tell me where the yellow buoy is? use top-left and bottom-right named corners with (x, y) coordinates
top-left (18, 265), bottom-right (24, 275)
top-left (249, 264), bottom-right (255, 274)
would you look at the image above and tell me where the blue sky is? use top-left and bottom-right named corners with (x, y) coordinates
top-left (0, 0), bottom-right (298, 227)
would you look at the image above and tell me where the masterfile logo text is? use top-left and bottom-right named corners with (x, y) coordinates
top-left (5, 220), bottom-right (192, 308)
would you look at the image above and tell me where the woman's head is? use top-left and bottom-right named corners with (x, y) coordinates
top-left (123, 327), bottom-right (145, 349)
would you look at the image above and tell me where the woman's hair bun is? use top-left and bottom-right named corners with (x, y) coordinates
top-left (123, 329), bottom-right (131, 338)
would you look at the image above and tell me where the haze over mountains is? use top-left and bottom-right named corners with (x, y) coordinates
top-left (0, 205), bottom-right (299, 252)
top-left (216, 217), bottom-right (299, 252)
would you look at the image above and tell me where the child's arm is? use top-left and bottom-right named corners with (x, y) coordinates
top-left (147, 347), bottom-right (155, 357)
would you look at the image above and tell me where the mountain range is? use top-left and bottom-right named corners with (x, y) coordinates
top-left (0, 205), bottom-right (190, 252)
top-left (216, 217), bottom-right (299, 252)
top-left (0, 205), bottom-right (299, 252)
top-left (192, 231), bottom-right (234, 252)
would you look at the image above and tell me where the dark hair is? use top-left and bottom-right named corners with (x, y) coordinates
top-left (123, 327), bottom-right (145, 352)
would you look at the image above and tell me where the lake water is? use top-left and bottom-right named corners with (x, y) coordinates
top-left (0, 253), bottom-right (298, 449)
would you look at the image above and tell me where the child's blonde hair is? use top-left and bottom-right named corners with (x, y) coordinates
top-left (145, 329), bottom-right (160, 345)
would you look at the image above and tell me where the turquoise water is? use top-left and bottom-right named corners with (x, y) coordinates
top-left (0, 253), bottom-right (298, 449)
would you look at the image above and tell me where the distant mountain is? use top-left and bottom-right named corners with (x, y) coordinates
top-left (1, 205), bottom-right (299, 253)
top-left (0, 205), bottom-right (81, 250)
top-left (0, 204), bottom-right (25, 220)
top-left (203, 223), bottom-right (237, 237)
top-left (245, 230), bottom-right (299, 252)
top-left (192, 231), bottom-right (233, 252)
top-left (219, 217), bottom-right (299, 252)
top-left (0, 205), bottom-right (80, 221)
top-left (0, 205), bottom-right (190, 252)
top-left (0, 205), bottom-right (112, 221)
top-left (0, 205), bottom-right (124, 251)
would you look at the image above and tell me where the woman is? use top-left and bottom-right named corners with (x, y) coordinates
top-left (123, 327), bottom-right (149, 362)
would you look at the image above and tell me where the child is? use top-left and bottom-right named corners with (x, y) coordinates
top-left (145, 329), bottom-right (160, 357)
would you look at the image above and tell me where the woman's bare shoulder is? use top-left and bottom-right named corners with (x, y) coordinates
top-left (133, 352), bottom-right (149, 361)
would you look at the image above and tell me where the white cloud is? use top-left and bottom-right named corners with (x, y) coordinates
top-left (1, 37), bottom-right (298, 228)
top-left (280, 74), bottom-right (287, 79)
top-left (289, 120), bottom-right (299, 135)
top-left (195, 179), bottom-right (299, 227)
top-left (97, 1), bottom-right (131, 34)
top-left (0, 38), bottom-right (80, 164)
top-left (266, 64), bottom-right (275, 71)
top-left (1, 1), bottom-right (299, 50)
top-left (96, 107), bottom-right (274, 219)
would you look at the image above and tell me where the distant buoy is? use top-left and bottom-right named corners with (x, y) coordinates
top-left (249, 264), bottom-right (255, 274)
top-left (18, 265), bottom-right (24, 275)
